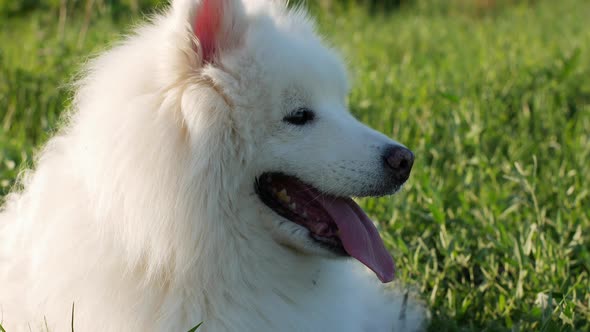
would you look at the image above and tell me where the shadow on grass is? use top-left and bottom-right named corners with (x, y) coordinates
top-left (428, 313), bottom-right (579, 332)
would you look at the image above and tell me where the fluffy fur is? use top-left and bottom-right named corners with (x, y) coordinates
top-left (0, 0), bottom-right (427, 330)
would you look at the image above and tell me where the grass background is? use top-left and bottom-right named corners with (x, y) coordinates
top-left (1, 0), bottom-right (589, 331)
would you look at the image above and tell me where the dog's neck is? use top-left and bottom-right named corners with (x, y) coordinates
top-left (183, 192), bottom-right (324, 287)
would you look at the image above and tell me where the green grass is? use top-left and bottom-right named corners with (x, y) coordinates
top-left (1, 0), bottom-right (589, 331)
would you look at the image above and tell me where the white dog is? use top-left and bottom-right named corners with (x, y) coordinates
top-left (0, 0), bottom-right (426, 330)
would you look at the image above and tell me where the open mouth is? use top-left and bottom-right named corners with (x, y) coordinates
top-left (255, 172), bottom-right (395, 283)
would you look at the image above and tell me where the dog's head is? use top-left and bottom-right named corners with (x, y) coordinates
top-left (171, 0), bottom-right (413, 282)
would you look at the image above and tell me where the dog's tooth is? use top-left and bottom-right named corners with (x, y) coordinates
top-left (277, 189), bottom-right (290, 203)
top-left (290, 202), bottom-right (296, 210)
top-left (302, 210), bottom-right (308, 218)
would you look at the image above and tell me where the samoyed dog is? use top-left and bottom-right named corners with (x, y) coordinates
top-left (0, 0), bottom-right (426, 330)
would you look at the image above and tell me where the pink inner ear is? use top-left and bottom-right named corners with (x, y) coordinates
top-left (194, 0), bottom-right (222, 63)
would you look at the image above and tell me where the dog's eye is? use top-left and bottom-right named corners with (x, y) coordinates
top-left (283, 108), bottom-right (315, 126)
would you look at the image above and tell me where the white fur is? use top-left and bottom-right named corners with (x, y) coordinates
top-left (0, 1), bottom-right (427, 331)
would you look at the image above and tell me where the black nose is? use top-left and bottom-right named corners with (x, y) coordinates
top-left (383, 145), bottom-right (414, 181)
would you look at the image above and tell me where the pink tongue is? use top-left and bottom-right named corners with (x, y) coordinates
top-left (320, 197), bottom-right (395, 283)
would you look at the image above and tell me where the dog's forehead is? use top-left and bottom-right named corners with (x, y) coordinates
top-left (244, 14), bottom-right (349, 103)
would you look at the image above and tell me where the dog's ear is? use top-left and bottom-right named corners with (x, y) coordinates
top-left (189, 0), bottom-right (247, 64)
